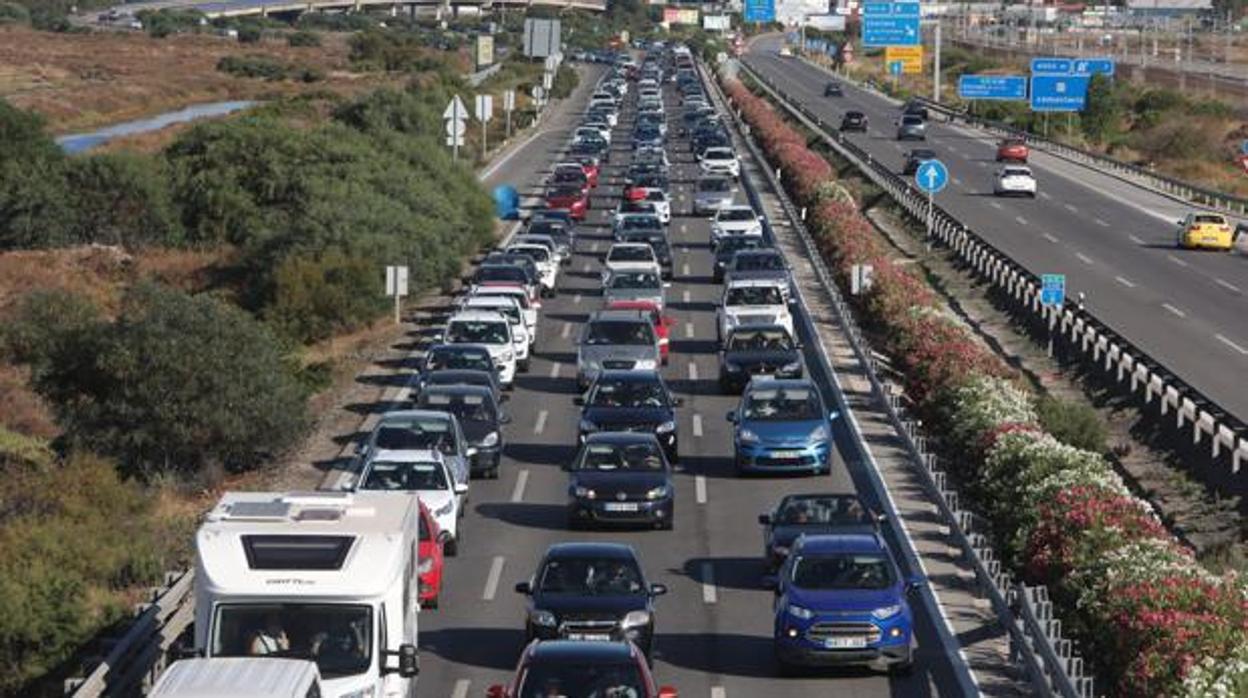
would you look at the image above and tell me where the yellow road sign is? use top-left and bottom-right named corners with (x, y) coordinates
top-left (885, 45), bottom-right (923, 74)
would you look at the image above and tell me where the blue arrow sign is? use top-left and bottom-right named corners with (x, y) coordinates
top-left (1030, 75), bottom-right (1090, 112)
top-left (888, 60), bottom-right (903, 76)
top-left (1071, 57), bottom-right (1115, 76)
top-left (1040, 274), bottom-right (1066, 306)
top-left (958, 75), bottom-right (1028, 101)
top-left (744, 0), bottom-right (775, 23)
top-left (1031, 57), bottom-right (1072, 75)
top-left (915, 159), bottom-right (948, 194)
top-left (863, 16), bottom-right (920, 46)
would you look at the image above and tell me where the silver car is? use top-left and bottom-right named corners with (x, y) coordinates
top-left (357, 410), bottom-right (472, 492)
top-left (576, 310), bottom-right (662, 390)
top-left (694, 176), bottom-right (735, 215)
top-left (896, 114), bottom-right (927, 141)
top-left (603, 268), bottom-right (668, 311)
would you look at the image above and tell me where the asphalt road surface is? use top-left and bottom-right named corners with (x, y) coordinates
top-left (413, 59), bottom-right (967, 697)
top-left (745, 37), bottom-right (1248, 423)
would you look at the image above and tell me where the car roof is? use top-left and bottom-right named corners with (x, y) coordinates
top-left (370, 448), bottom-right (445, 464)
top-left (597, 368), bottom-right (663, 382)
top-left (546, 541), bottom-right (638, 560)
top-left (590, 309), bottom-right (651, 323)
top-left (584, 432), bottom-right (663, 446)
top-left (427, 343), bottom-right (490, 356)
top-left (794, 533), bottom-right (887, 555)
top-left (726, 277), bottom-right (784, 288)
top-left (420, 383), bottom-right (494, 399)
top-left (527, 640), bottom-right (638, 664)
top-left (746, 377), bottom-right (817, 391)
top-left (449, 310), bottom-right (510, 323)
top-left (606, 300), bottom-right (660, 312)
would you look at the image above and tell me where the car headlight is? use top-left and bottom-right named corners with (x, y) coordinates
top-left (723, 362), bottom-right (742, 373)
top-left (772, 544), bottom-right (790, 557)
top-left (645, 485), bottom-right (670, 500)
top-left (434, 500), bottom-right (455, 517)
top-left (417, 558), bottom-right (434, 574)
top-left (656, 420), bottom-right (676, 433)
top-left (340, 687), bottom-right (375, 698)
top-left (808, 425), bottom-right (828, 442)
top-left (739, 428), bottom-right (759, 444)
top-left (622, 610), bottom-right (652, 629)
top-left (782, 360), bottom-right (802, 373)
top-left (872, 604), bottom-right (903, 620)
top-left (579, 419), bottom-right (598, 433)
top-left (529, 609), bottom-right (557, 627)
top-left (573, 485), bottom-right (597, 499)
top-left (481, 431), bottom-right (499, 448)
top-left (786, 604), bottom-right (814, 620)
top-left (501, 350), bottom-right (514, 362)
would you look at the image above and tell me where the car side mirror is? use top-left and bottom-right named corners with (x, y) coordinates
top-left (486, 685), bottom-right (508, 698)
top-left (726, 411), bottom-right (736, 423)
top-left (438, 530), bottom-right (451, 545)
top-left (499, 413), bottom-right (512, 424)
top-left (672, 396), bottom-right (685, 407)
top-left (355, 442), bottom-right (367, 455)
top-left (829, 410), bottom-right (841, 422)
top-left (761, 575), bottom-right (778, 591)
top-left (515, 581), bottom-right (532, 595)
top-left (650, 583), bottom-right (668, 596)
top-left (658, 687), bottom-right (678, 698)
top-left (453, 482), bottom-right (469, 494)
top-left (384, 643), bottom-right (419, 678)
top-left (431, 332), bottom-right (444, 343)
top-left (465, 447), bottom-right (479, 457)
top-left (758, 513), bottom-right (772, 525)
top-left (906, 576), bottom-right (926, 594)
top-left (573, 395), bottom-right (585, 406)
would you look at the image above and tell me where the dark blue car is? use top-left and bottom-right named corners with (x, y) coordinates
top-left (767, 533), bottom-right (919, 674)
top-left (727, 378), bottom-right (836, 475)
top-left (577, 370), bottom-right (681, 462)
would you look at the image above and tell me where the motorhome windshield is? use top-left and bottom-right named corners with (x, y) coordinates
top-left (213, 603), bottom-right (372, 679)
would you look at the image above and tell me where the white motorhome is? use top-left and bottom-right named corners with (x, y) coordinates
top-left (150, 657), bottom-right (322, 698)
top-left (194, 491), bottom-right (420, 698)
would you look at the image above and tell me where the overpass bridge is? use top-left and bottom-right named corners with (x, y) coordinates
top-left (101, 0), bottom-right (605, 20)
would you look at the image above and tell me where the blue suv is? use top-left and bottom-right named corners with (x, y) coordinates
top-left (726, 378), bottom-right (836, 475)
top-left (766, 533), bottom-right (920, 674)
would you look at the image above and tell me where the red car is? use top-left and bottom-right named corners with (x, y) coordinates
top-left (487, 640), bottom-right (677, 698)
top-left (607, 299), bottom-right (674, 364)
top-left (996, 138), bottom-right (1029, 163)
top-left (417, 499), bottom-right (445, 608)
top-left (552, 165), bottom-right (591, 194)
top-left (546, 186), bottom-right (589, 220)
top-left (575, 156), bottom-right (601, 188)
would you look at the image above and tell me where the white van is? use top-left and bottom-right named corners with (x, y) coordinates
top-left (194, 491), bottom-right (420, 698)
top-left (150, 658), bottom-right (322, 698)
top-left (441, 310), bottom-right (517, 386)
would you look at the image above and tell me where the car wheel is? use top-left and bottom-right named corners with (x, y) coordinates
top-left (890, 649), bottom-right (915, 676)
top-left (444, 535), bottom-right (459, 557)
top-left (423, 595), bottom-right (439, 610)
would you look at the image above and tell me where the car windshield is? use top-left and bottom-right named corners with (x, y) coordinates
top-left (1003, 168), bottom-right (1031, 177)
top-left (729, 328), bottom-right (794, 351)
top-left (718, 238), bottom-right (761, 256)
top-left (427, 350), bottom-right (491, 372)
top-left (426, 372), bottom-right (490, 391)
top-left (699, 178), bottom-right (732, 193)
top-left (373, 420), bottom-right (456, 453)
top-left (510, 246), bottom-right (550, 263)
top-left (743, 387), bottom-right (821, 421)
top-left (620, 216), bottom-right (661, 231)
top-left (777, 496), bottom-right (872, 526)
top-left (537, 557), bottom-right (645, 595)
top-left (517, 662), bottom-right (646, 698)
top-left (362, 460), bottom-right (448, 491)
top-left (589, 379), bottom-right (668, 408)
top-left (791, 553), bottom-right (895, 590)
top-left (609, 272), bottom-right (661, 290)
top-left (644, 191), bottom-right (667, 203)
top-left (736, 254), bottom-right (784, 271)
top-left (1194, 214), bottom-right (1226, 224)
top-left (576, 441), bottom-right (665, 471)
top-left (718, 208), bottom-right (756, 222)
top-left (448, 320), bottom-right (509, 345)
top-left (902, 116), bottom-right (924, 125)
top-left (528, 221), bottom-right (567, 237)
top-left (585, 321), bottom-right (654, 346)
top-left (553, 171), bottom-right (586, 186)
top-left (635, 175), bottom-right (667, 189)
top-left (608, 246), bottom-right (654, 263)
top-left (706, 149), bottom-right (733, 160)
top-left (726, 286), bottom-right (783, 306)
top-left (477, 266), bottom-right (527, 284)
top-left (910, 150), bottom-right (936, 160)
top-left (213, 604), bottom-right (372, 679)
top-left (421, 391), bottom-right (495, 423)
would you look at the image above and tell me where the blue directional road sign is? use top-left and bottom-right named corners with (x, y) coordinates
top-left (1040, 274), bottom-right (1066, 307)
top-left (744, 0), bottom-right (775, 23)
top-left (915, 159), bottom-right (948, 194)
top-left (863, 1), bottom-right (920, 47)
top-left (958, 75), bottom-right (1028, 101)
top-left (1030, 58), bottom-right (1072, 75)
top-left (1030, 75), bottom-right (1090, 112)
top-left (1072, 57), bottom-right (1115, 77)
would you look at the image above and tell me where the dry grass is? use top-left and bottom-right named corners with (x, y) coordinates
top-left (0, 25), bottom-right (395, 133)
top-left (0, 364), bottom-right (58, 439)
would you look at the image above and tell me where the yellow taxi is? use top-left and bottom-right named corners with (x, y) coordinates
top-left (1176, 212), bottom-right (1236, 250)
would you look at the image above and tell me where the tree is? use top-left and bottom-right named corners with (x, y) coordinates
top-left (1080, 74), bottom-right (1121, 145)
top-left (0, 99), bottom-right (75, 249)
top-left (66, 152), bottom-right (184, 248)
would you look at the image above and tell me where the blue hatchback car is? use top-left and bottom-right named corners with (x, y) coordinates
top-left (727, 378), bottom-right (836, 475)
top-left (767, 533), bottom-right (919, 674)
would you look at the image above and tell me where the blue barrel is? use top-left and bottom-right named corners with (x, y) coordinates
top-left (493, 185), bottom-right (520, 220)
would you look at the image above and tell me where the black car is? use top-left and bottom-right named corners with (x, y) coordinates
top-left (901, 99), bottom-right (929, 120)
top-left (840, 111), bottom-right (869, 132)
top-left (723, 248), bottom-right (791, 296)
top-left (693, 132), bottom-right (731, 158)
top-left (576, 370), bottom-right (682, 462)
top-left (758, 493), bottom-right (883, 571)
top-left (713, 236), bottom-right (766, 283)
top-left (417, 368), bottom-right (502, 406)
top-left (569, 139), bottom-right (609, 164)
top-left (472, 263), bottom-right (534, 295)
top-left (418, 344), bottom-right (498, 395)
top-left (902, 148), bottom-right (938, 175)
top-left (515, 543), bottom-right (668, 658)
top-left (416, 384), bottom-right (509, 479)
top-left (618, 230), bottom-right (673, 280)
top-left (482, 252), bottom-right (540, 288)
top-left (566, 433), bottom-right (674, 530)
top-left (719, 325), bottom-right (804, 394)
top-left (824, 81), bottom-right (844, 97)
top-left (633, 125), bottom-right (664, 149)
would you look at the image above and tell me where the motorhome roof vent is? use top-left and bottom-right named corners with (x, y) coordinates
top-left (295, 507), bottom-right (344, 522)
top-left (225, 501), bottom-right (292, 521)
top-left (242, 534), bottom-right (355, 570)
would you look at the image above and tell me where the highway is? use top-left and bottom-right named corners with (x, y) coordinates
top-left (89, 0), bottom-right (605, 21)
top-left (409, 55), bottom-right (969, 696)
top-left (745, 36), bottom-right (1248, 423)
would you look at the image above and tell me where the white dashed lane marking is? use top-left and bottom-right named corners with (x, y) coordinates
top-left (688, 362), bottom-right (699, 381)
top-left (483, 556), bottom-right (505, 601)
top-left (1215, 334), bottom-right (1248, 355)
top-left (1075, 252), bottom-right (1094, 265)
top-left (1215, 278), bottom-right (1242, 294)
top-left (685, 322), bottom-right (695, 339)
top-left (692, 414), bottom-right (703, 437)
top-left (696, 475), bottom-right (707, 504)
top-left (1095, 218), bottom-right (1110, 227)
top-left (451, 680), bottom-right (470, 698)
top-left (561, 322), bottom-right (572, 339)
top-left (1042, 233), bottom-right (1059, 243)
top-left (702, 563), bottom-right (717, 604)
top-left (511, 470), bottom-right (529, 503)
top-left (1128, 234), bottom-right (1144, 244)
top-left (533, 410), bottom-right (548, 435)
top-left (1115, 276), bottom-right (1136, 289)
top-left (1167, 255), bottom-right (1189, 268)
top-left (1163, 303), bottom-right (1187, 318)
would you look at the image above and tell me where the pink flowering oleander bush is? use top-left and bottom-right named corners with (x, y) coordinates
top-left (721, 72), bottom-right (1248, 696)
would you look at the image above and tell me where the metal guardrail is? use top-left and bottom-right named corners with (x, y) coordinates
top-left (748, 57), bottom-right (1248, 478)
top-left (733, 57), bottom-right (1112, 697)
top-left (705, 61), bottom-right (1045, 696)
top-left (65, 571), bottom-right (196, 697)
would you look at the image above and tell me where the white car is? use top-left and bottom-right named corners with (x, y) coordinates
top-left (442, 310), bottom-right (518, 385)
top-left (717, 279), bottom-right (793, 345)
top-left (994, 165), bottom-right (1037, 198)
top-left (507, 242), bottom-right (558, 297)
top-left (699, 147), bottom-right (741, 178)
top-left (460, 296), bottom-right (533, 371)
top-left (358, 449), bottom-right (465, 555)
top-left (778, 46), bottom-right (794, 58)
top-left (711, 205), bottom-right (765, 246)
top-left (467, 285), bottom-right (536, 343)
top-left (614, 201), bottom-right (659, 228)
top-left (603, 243), bottom-right (660, 283)
top-left (643, 189), bottom-right (672, 224)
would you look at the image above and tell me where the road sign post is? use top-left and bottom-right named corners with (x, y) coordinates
top-left (444, 95), bottom-right (468, 161)
top-left (385, 265), bottom-right (409, 325)
top-left (503, 89), bottom-right (516, 138)
top-left (475, 94), bottom-right (494, 160)
top-left (914, 159), bottom-right (948, 250)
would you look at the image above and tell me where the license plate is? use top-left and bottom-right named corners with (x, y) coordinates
top-left (604, 502), bottom-right (640, 512)
top-left (770, 450), bottom-right (804, 459)
top-left (567, 633), bottom-right (612, 641)
top-left (824, 637), bottom-right (867, 649)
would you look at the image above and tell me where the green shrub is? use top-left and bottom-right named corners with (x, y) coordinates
top-left (6, 284), bottom-right (310, 477)
top-left (66, 152), bottom-right (184, 248)
top-left (0, 1), bottom-right (30, 24)
top-left (137, 8), bottom-right (204, 38)
top-left (1036, 396), bottom-right (1108, 454)
top-left (0, 99), bottom-right (76, 250)
top-left (217, 54), bottom-right (288, 80)
top-left (237, 23), bottom-right (262, 43)
top-left (287, 29), bottom-right (321, 47)
top-left (295, 66), bottom-right (326, 83)
top-left (349, 29), bottom-right (454, 72)
top-left (266, 247), bottom-right (387, 343)
top-left (549, 64), bottom-right (579, 100)
top-left (297, 11), bottom-right (378, 32)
